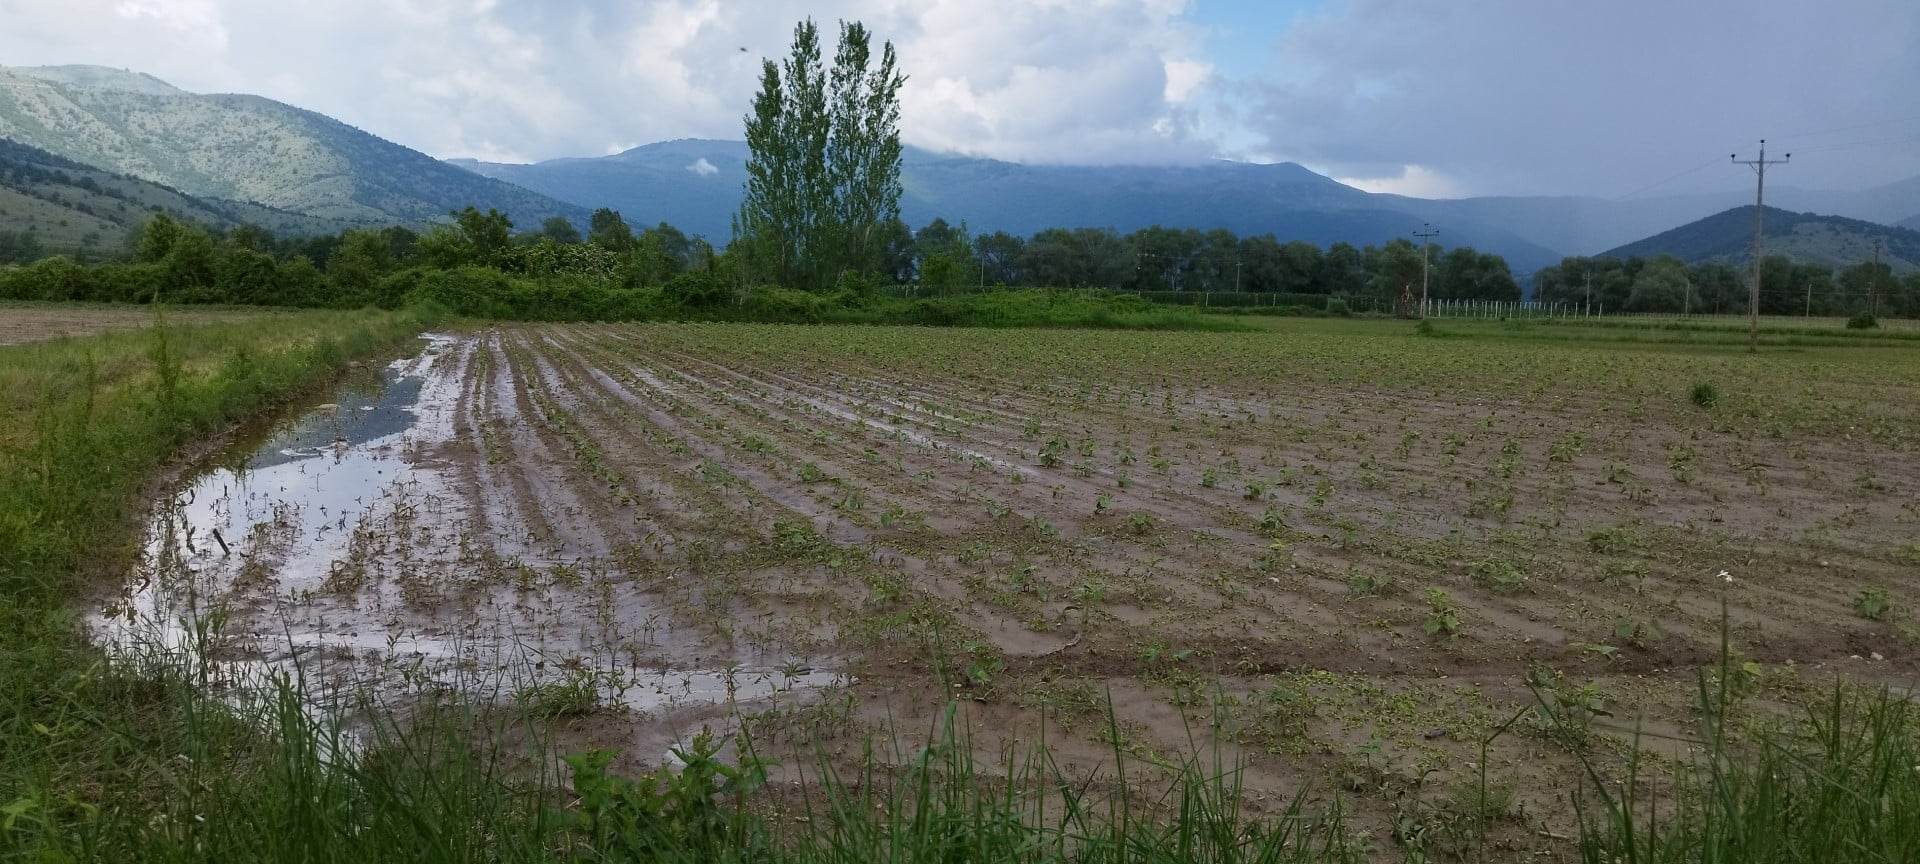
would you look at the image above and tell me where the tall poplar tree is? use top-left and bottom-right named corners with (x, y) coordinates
top-left (737, 19), bottom-right (905, 290)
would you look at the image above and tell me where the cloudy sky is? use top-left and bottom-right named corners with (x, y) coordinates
top-left (2, 0), bottom-right (1916, 198)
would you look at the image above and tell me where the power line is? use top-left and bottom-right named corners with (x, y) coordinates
top-left (1773, 113), bottom-right (1920, 141)
top-left (1612, 156), bottom-right (1725, 201)
top-left (1732, 139), bottom-right (1789, 353)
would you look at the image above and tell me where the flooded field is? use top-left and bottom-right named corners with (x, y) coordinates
top-left (94, 320), bottom-right (1920, 841)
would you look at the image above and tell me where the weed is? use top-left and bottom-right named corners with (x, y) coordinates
top-left (1690, 381), bottom-right (1720, 408)
top-left (1469, 558), bottom-right (1528, 593)
top-left (1854, 586), bottom-right (1893, 621)
top-left (1423, 588), bottom-right (1461, 637)
top-left (1346, 570), bottom-right (1400, 597)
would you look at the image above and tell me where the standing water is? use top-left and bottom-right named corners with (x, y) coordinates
top-left (93, 333), bottom-right (841, 742)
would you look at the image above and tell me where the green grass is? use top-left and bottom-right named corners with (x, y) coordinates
top-left (1549, 595), bottom-right (1920, 864)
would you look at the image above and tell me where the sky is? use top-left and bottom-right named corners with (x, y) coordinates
top-left (1, 0), bottom-right (1916, 199)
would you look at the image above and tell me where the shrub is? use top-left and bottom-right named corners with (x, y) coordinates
top-left (1690, 381), bottom-right (1719, 408)
top-left (664, 269), bottom-right (733, 308)
top-left (1847, 312), bottom-right (1879, 329)
top-left (1326, 296), bottom-right (1352, 316)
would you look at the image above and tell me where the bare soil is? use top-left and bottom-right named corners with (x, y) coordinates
top-left (97, 321), bottom-right (1920, 858)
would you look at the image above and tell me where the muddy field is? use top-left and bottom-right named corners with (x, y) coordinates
top-left (0, 303), bottom-right (261, 346)
top-left (100, 319), bottom-right (1920, 853)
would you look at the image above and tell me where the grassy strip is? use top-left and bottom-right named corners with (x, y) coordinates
top-left (1546, 594), bottom-right (1920, 863)
top-left (0, 305), bottom-right (446, 855)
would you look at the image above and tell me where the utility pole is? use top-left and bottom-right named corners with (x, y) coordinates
top-left (1413, 223), bottom-right (1440, 318)
top-left (1583, 272), bottom-right (1592, 317)
top-left (1732, 140), bottom-right (1789, 352)
top-left (1872, 239), bottom-right (1884, 317)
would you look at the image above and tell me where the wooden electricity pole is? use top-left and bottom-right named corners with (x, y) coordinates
top-left (1732, 140), bottom-right (1789, 352)
top-left (1413, 223), bottom-right (1439, 318)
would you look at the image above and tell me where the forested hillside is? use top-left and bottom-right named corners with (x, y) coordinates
top-left (0, 137), bottom-right (350, 262)
top-left (0, 65), bottom-right (584, 227)
top-left (1603, 205), bottom-right (1920, 272)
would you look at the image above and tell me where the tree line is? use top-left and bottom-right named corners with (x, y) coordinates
top-left (1533, 255), bottom-right (1920, 318)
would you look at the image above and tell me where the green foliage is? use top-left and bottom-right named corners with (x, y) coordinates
top-left (736, 19), bottom-right (905, 290)
top-left (1848, 312), bottom-right (1879, 329)
top-left (1854, 586), bottom-right (1893, 621)
top-left (1423, 588), bottom-right (1461, 637)
top-left (1690, 381), bottom-right (1720, 408)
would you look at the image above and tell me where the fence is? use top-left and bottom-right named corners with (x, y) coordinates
top-left (877, 283), bottom-right (1918, 328)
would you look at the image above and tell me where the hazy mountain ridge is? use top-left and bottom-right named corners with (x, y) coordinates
top-left (0, 136), bottom-right (354, 255)
top-left (1600, 205), bottom-right (1920, 273)
top-left (456, 139), bottom-right (1920, 273)
top-left (0, 65), bottom-right (585, 227)
top-left (455, 138), bottom-right (1568, 271)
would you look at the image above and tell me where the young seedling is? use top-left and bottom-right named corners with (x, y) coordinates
top-left (1424, 588), bottom-right (1461, 637)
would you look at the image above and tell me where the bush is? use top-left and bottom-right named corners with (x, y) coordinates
top-left (1326, 296), bottom-right (1352, 317)
top-left (742, 286), bottom-right (828, 323)
top-left (1847, 312), bottom-right (1879, 329)
top-left (1690, 381), bottom-right (1719, 408)
top-left (664, 269), bottom-right (732, 308)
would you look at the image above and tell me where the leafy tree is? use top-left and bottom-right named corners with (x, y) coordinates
top-left (134, 214), bottom-right (188, 264)
top-left (974, 231), bottom-right (1025, 285)
top-left (452, 207), bottom-right (513, 265)
top-left (1434, 247), bottom-right (1520, 302)
top-left (588, 208), bottom-right (635, 253)
top-left (1368, 239), bottom-right (1423, 315)
top-left (737, 18), bottom-right (905, 290)
top-left (225, 224), bottom-right (274, 254)
top-left (540, 216), bottom-right (582, 245)
top-left (1626, 256), bottom-right (1689, 311)
top-left (1322, 242), bottom-right (1367, 296)
top-left (827, 20), bottom-right (906, 279)
top-left (329, 230), bottom-right (395, 306)
top-left (914, 218), bottom-right (976, 288)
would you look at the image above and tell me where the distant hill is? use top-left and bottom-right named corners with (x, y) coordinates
top-left (454, 139), bottom-right (1920, 273)
top-left (0, 65), bottom-right (585, 228)
top-left (1601, 206), bottom-right (1920, 273)
top-left (454, 139), bottom-right (1568, 271)
top-left (0, 136), bottom-right (352, 257)
top-left (1901, 213), bottom-right (1920, 232)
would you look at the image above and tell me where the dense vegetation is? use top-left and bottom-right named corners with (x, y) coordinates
top-left (1535, 252), bottom-right (1920, 316)
top-left (0, 203), bottom-right (1529, 323)
top-left (0, 136), bottom-right (352, 260)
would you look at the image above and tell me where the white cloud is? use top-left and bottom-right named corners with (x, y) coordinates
top-left (0, 0), bottom-right (1220, 167)
top-left (686, 157), bottom-right (717, 176)
top-left (1244, 0), bottom-right (1920, 195)
top-left (1335, 165), bottom-right (1464, 198)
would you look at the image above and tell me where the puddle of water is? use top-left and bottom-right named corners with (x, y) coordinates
top-left (93, 332), bottom-right (842, 732)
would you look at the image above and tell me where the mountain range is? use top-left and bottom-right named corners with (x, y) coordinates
top-left (453, 141), bottom-right (1920, 273)
top-left (4, 64), bottom-right (1919, 275)
top-left (1601, 206), bottom-right (1920, 273)
top-left (0, 64), bottom-right (584, 228)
